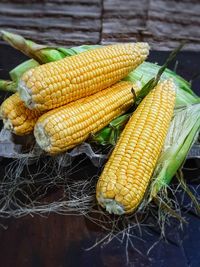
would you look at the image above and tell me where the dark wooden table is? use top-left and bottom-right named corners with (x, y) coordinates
top-left (0, 0), bottom-right (200, 50)
top-left (0, 43), bottom-right (200, 266)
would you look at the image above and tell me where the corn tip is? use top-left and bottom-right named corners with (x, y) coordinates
top-left (18, 80), bottom-right (35, 109)
top-left (97, 193), bottom-right (125, 215)
top-left (34, 122), bottom-right (51, 152)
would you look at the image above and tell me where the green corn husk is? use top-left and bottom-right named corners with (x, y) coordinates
top-left (149, 103), bottom-right (200, 200)
top-left (9, 59), bottom-right (39, 82)
top-left (59, 44), bottom-right (99, 55)
top-left (125, 62), bottom-right (199, 107)
top-left (0, 79), bottom-right (16, 92)
top-left (0, 60), bottom-right (39, 93)
top-left (1, 30), bottom-right (97, 64)
top-left (1, 31), bottom-right (67, 64)
top-left (91, 114), bottom-right (131, 145)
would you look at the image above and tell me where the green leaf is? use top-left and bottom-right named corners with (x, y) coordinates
top-left (135, 42), bottom-right (186, 106)
top-left (150, 103), bottom-right (200, 200)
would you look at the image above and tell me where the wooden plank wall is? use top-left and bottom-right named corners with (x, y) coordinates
top-left (0, 0), bottom-right (102, 45)
top-left (0, 0), bottom-right (200, 50)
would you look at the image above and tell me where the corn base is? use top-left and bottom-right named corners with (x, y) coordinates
top-left (34, 123), bottom-right (51, 151)
top-left (2, 118), bottom-right (13, 131)
top-left (97, 194), bottom-right (125, 215)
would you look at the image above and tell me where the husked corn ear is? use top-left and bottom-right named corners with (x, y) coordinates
top-left (96, 79), bottom-right (176, 215)
top-left (34, 81), bottom-right (140, 154)
top-left (0, 93), bottom-right (42, 135)
top-left (19, 43), bottom-right (149, 111)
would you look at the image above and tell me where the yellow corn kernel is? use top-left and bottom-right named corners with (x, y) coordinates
top-left (19, 43), bottom-right (149, 111)
top-left (96, 79), bottom-right (176, 215)
top-left (34, 81), bottom-right (140, 153)
top-left (0, 93), bottom-right (42, 135)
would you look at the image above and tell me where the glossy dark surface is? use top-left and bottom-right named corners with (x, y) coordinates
top-left (0, 45), bottom-right (200, 267)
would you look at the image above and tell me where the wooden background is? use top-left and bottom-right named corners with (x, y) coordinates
top-left (0, 0), bottom-right (200, 50)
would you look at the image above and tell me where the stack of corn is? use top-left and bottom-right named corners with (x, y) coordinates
top-left (1, 42), bottom-right (150, 141)
top-left (0, 31), bottom-right (199, 216)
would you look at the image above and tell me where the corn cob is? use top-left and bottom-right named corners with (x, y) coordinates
top-left (0, 93), bottom-right (42, 135)
top-left (96, 79), bottom-right (176, 215)
top-left (34, 81), bottom-right (141, 154)
top-left (18, 43), bottom-right (149, 111)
